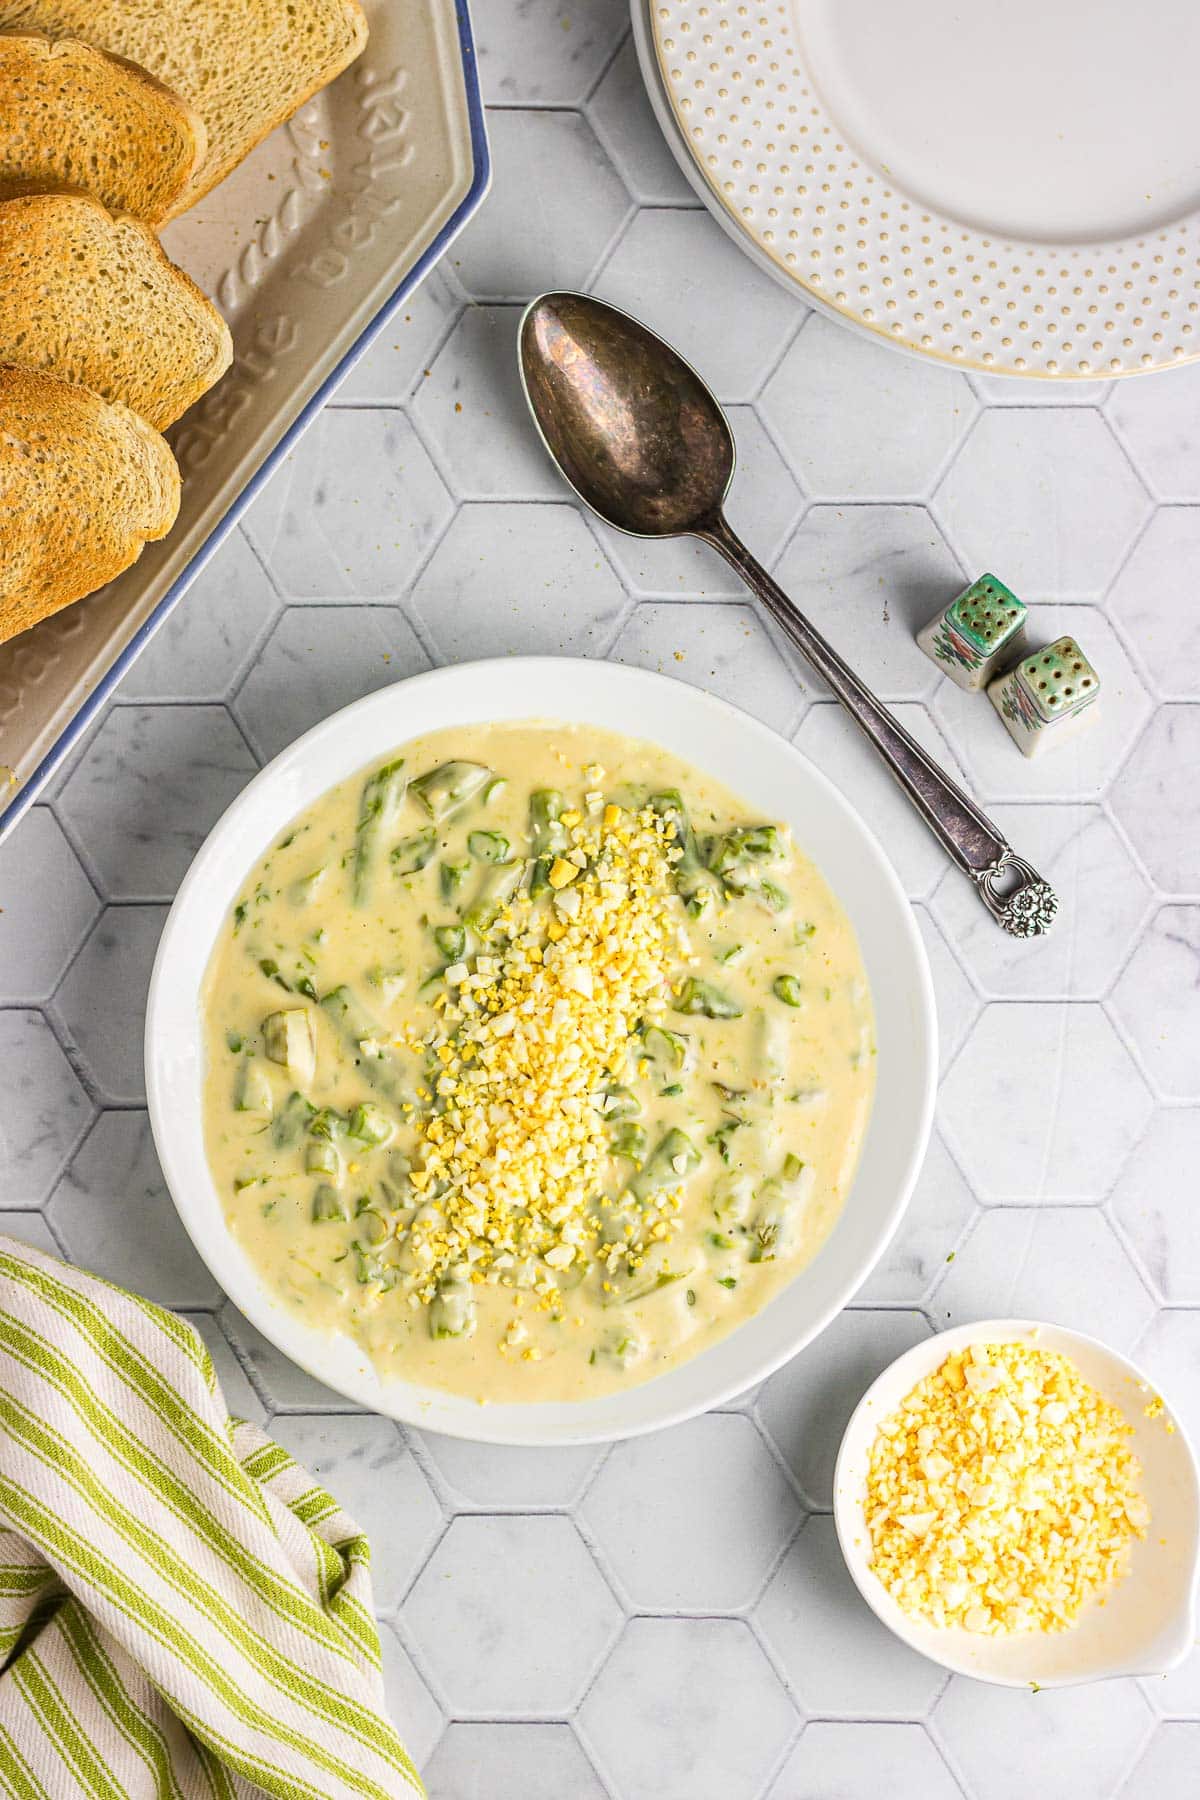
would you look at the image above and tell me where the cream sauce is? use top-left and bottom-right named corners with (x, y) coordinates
top-left (201, 722), bottom-right (874, 1404)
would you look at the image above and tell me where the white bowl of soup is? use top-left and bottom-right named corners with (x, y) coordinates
top-left (146, 658), bottom-right (935, 1443)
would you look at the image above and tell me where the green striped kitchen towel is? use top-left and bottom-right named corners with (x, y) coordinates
top-left (0, 1236), bottom-right (423, 1799)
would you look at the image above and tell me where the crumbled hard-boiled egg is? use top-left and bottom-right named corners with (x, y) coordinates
top-left (407, 802), bottom-right (688, 1302)
top-left (865, 1342), bottom-right (1148, 1634)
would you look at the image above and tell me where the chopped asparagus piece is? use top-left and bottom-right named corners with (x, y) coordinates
top-left (482, 777), bottom-right (507, 805)
top-left (365, 965), bottom-right (406, 1007)
top-left (529, 789), bottom-right (568, 855)
top-left (711, 1168), bottom-right (756, 1225)
top-left (429, 1268), bottom-right (477, 1339)
top-left (600, 1084), bottom-right (641, 1120)
top-left (708, 823), bottom-right (784, 880)
top-left (319, 987), bottom-right (405, 1103)
top-left (272, 1090), bottom-right (315, 1149)
top-left (433, 924), bottom-right (466, 963)
top-left (346, 1102), bottom-right (394, 1147)
top-left (353, 1244), bottom-right (398, 1288)
top-left (440, 860), bottom-right (471, 903)
top-left (706, 1116), bottom-right (745, 1165)
top-left (411, 761), bottom-right (491, 821)
top-left (628, 1128), bottom-right (701, 1201)
top-left (312, 1183), bottom-right (348, 1222)
top-left (287, 867), bottom-right (328, 906)
top-left (772, 974), bottom-right (804, 1007)
top-left (308, 1107), bottom-right (346, 1142)
top-left (306, 1140), bottom-right (341, 1180)
top-left (754, 879), bottom-right (791, 915)
top-left (467, 829), bottom-right (510, 864)
top-left (707, 824), bottom-right (791, 913)
top-left (640, 1024), bottom-right (690, 1075)
top-left (378, 1149), bottom-right (415, 1212)
top-left (233, 1058), bottom-right (273, 1116)
top-left (258, 957), bottom-right (290, 992)
top-left (596, 1199), bottom-right (639, 1245)
top-left (601, 1248), bottom-right (695, 1305)
top-left (673, 977), bottom-right (742, 1020)
top-left (590, 1330), bottom-right (643, 1371)
top-left (750, 1008), bottom-right (788, 1089)
top-left (355, 1206), bottom-right (390, 1246)
top-left (749, 1157), bottom-right (811, 1262)
top-left (463, 860), bottom-right (522, 934)
top-left (649, 789), bottom-right (717, 907)
top-left (261, 1009), bottom-right (316, 1087)
top-left (390, 827), bottom-right (437, 875)
top-left (609, 1122), bottom-right (648, 1161)
top-left (352, 758), bottom-right (407, 905)
top-left (529, 856), bottom-right (553, 898)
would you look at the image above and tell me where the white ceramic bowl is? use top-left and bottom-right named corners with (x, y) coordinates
top-left (145, 657), bottom-right (936, 1443)
top-left (834, 1320), bottom-right (1200, 1686)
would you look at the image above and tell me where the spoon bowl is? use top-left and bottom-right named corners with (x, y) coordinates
top-left (519, 291), bottom-right (733, 537)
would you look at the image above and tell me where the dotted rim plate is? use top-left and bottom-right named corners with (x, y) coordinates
top-left (648, 1), bottom-right (1200, 378)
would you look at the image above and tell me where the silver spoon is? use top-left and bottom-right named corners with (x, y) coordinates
top-left (518, 291), bottom-right (1057, 938)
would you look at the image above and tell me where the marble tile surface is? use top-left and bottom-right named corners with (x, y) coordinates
top-left (762, 314), bottom-right (976, 499)
top-left (578, 1413), bottom-right (799, 1611)
top-left (0, 808), bottom-right (99, 1004)
top-left (47, 1111), bottom-right (220, 1308)
top-left (578, 1618), bottom-right (797, 1800)
top-left (57, 705), bottom-right (258, 901)
top-left (406, 1516), bottom-right (620, 1714)
top-left (934, 409), bottom-right (1151, 600)
top-left (3, 15), bottom-right (1199, 1792)
top-left (773, 504), bottom-right (963, 703)
top-left (755, 1515), bottom-right (948, 1718)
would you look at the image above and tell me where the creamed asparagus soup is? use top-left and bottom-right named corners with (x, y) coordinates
top-left (201, 723), bottom-right (874, 1403)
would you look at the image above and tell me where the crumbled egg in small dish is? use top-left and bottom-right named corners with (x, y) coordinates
top-left (865, 1341), bottom-right (1150, 1635)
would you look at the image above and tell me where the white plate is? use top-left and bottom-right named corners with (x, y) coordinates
top-left (834, 1320), bottom-right (1200, 1686)
top-left (640, 0), bottom-right (1200, 379)
top-left (145, 658), bottom-right (936, 1445)
top-left (0, 0), bottom-right (488, 843)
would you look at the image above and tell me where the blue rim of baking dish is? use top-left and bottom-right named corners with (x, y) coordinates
top-left (0, 0), bottom-right (491, 845)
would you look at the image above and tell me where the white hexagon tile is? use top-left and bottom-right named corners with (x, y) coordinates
top-left (2, 10), bottom-right (1199, 1795)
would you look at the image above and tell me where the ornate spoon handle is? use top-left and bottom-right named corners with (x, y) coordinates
top-left (698, 514), bottom-right (1058, 938)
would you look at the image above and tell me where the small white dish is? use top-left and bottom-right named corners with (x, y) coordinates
top-left (145, 657), bottom-right (936, 1444)
top-left (834, 1320), bottom-right (1200, 1687)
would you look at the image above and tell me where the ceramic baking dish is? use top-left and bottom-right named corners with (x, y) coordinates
top-left (0, 0), bottom-right (488, 843)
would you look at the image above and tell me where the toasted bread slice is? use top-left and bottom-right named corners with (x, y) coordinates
top-left (0, 365), bottom-right (180, 646)
top-left (0, 34), bottom-right (205, 225)
top-left (0, 193), bottom-right (233, 429)
top-left (0, 1), bottom-right (369, 214)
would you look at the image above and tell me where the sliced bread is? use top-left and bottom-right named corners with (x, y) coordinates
top-left (0, 34), bottom-right (205, 225)
top-left (0, 0), bottom-right (370, 214)
top-left (0, 364), bottom-right (180, 646)
top-left (0, 193), bottom-right (233, 429)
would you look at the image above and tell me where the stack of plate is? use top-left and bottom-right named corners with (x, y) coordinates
top-left (632, 0), bottom-right (1200, 380)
